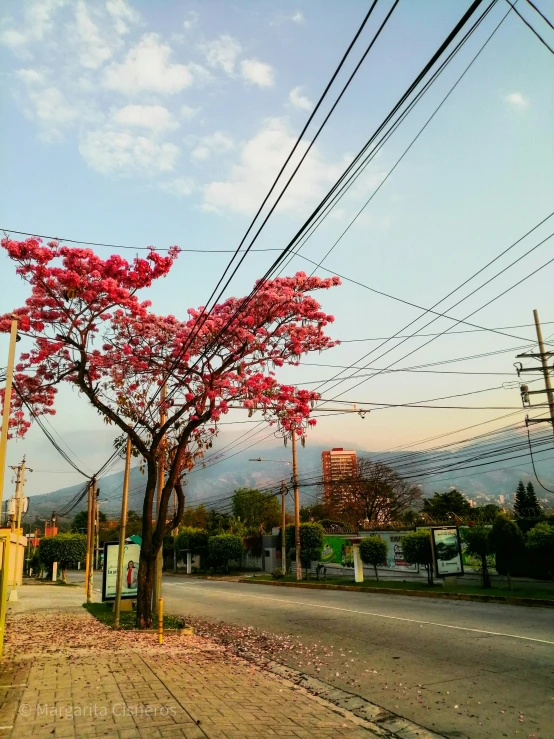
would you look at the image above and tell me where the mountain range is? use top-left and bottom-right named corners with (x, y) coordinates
top-left (20, 442), bottom-right (554, 526)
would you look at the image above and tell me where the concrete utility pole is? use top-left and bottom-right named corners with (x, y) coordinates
top-left (9, 457), bottom-right (31, 601)
top-left (0, 317), bottom-right (19, 515)
top-left (114, 436), bottom-right (132, 629)
top-left (291, 429), bottom-right (302, 581)
top-left (516, 310), bottom-right (554, 437)
top-left (86, 477), bottom-right (96, 602)
top-left (85, 481), bottom-right (93, 600)
top-left (153, 382), bottom-right (166, 609)
top-left (281, 481), bottom-right (287, 573)
top-left (95, 489), bottom-right (101, 570)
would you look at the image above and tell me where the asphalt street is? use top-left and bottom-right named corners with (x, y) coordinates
top-left (159, 577), bottom-right (554, 739)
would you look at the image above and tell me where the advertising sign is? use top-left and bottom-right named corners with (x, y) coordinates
top-left (321, 532), bottom-right (418, 572)
top-left (321, 536), bottom-right (354, 567)
top-left (431, 527), bottom-right (464, 577)
top-left (102, 541), bottom-right (141, 602)
top-left (364, 531), bottom-right (419, 572)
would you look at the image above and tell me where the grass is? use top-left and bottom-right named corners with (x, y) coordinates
top-left (251, 574), bottom-right (554, 600)
top-left (84, 602), bottom-right (184, 630)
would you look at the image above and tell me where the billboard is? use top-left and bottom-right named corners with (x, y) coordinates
top-left (431, 527), bottom-right (464, 577)
top-left (321, 532), bottom-right (418, 572)
top-left (102, 541), bottom-right (141, 602)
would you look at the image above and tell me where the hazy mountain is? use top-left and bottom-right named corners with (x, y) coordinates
top-left (21, 442), bottom-right (554, 526)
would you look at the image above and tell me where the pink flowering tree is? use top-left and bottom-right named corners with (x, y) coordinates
top-left (0, 237), bottom-right (340, 627)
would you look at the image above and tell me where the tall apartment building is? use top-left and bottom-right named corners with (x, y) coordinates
top-left (321, 448), bottom-right (357, 502)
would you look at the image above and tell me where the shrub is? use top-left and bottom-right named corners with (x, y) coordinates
top-left (463, 526), bottom-right (494, 588)
top-left (489, 515), bottom-right (524, 590)
top-left (208, 534), bottom-right (243, 573)
top-left (526, 522), bottom-right (554, 580)
top-left (359, 536), bottom-right (388, 581)
top-left (38, 533), bottom-right (87, 582)
top-left (401, 530), bottom-right (434, 585)
top-left (177, 528), bottom-right (209, 559)
top-left (272, 568), bottom-right (284, 580)
top-left (285, 523), bottom-right (324, 575)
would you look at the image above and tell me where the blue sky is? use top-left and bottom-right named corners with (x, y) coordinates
top-left (1, 0), bottom-right (553, 496)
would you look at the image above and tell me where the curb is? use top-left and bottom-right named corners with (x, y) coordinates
top-left (238, 578), bottom-right (554, 608)
top-left (241, 652), bottom-right (446, 738)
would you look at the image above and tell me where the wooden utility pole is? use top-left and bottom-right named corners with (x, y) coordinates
top-left (291, 429), bottom-right (302, 581)
top-left (281, 481), bottom-right (287, 573)
top-left (86, 477), bottom-right (96, 602)
top-left (85, 481), bottom-right (93, 599)
top-left (173, 488), bottom-right (178, 574)
top-left (153, 383), bottom-right (166, 609)
top-left (0, 317), bottom-right (19, 515)
top-left (95, 490), bottom-right (101, 570)
top-left (114, 436), bottom-right (132, 629)
top-left (534, 310), bottom-right (554, 436)
top-left (10, 464), bottom-right (21, 534)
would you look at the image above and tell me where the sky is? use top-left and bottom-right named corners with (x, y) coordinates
top-left (0, 0), bottom-right (553, 498)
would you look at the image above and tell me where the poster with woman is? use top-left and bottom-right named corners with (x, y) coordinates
top-left (102, 541), bottom-right (141, 601)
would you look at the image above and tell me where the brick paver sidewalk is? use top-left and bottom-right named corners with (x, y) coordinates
top-left (0, 587), bottom-right (382, 738)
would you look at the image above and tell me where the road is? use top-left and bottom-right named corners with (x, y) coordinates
top-left (158, 577), bottom-right (553, 739)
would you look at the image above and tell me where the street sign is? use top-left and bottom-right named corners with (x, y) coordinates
top-left (101, 540), bottom-right (140, 602)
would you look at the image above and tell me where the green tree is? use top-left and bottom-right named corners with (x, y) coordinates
top-left (71, 509), bottom-right (106, 533)
top-left (472, 504), bottom-right (501, 524)
top-left (39, 534), bottom-right (87, 582)
top-left (513, 480), bottom-right (528, 518)
top-left (359, 536), bottom-right (388, 581)
top-left (300, 503), bottom-right (328, 522)
top-left (489, 515), bottom-right (524, 590)
top-left (206, 509), bottom-right (232, 534)
top-left (231, 488), bottom-right (281, 533)
top-left (525, 482), bottom-right (543, 518)
top-left (208, 534), bottom-right (243, 573)
top-left (181, 504), bottom-right (208, 530)
top-left (463, 526), bottom-right (494, 589)
top-left (177, 528), bottom-right (209, 561)
top-left (401, 530), bottom-right (434, 585)
top-left (422, 490), bottom-right (471, 521)
top-left (285, 523), bottom-right (324, 576)
top-left (526, 522), bottom-right (554, 580)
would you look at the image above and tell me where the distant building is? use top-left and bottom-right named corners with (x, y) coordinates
top-left (322, 448), bottom-right (357, 502)
top-left (498, 495), bottom-right (505, 505)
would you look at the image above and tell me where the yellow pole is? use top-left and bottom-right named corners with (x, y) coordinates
top-left (158, 597), bottom-right (163, 645)
top-left (114, 436), bottom-right (132, 629)
top-left (87, 478), bottom-right (96, 601)
top-left (0, 318), bottom-right (19, 514)
top-left (0, 534), bottom-right (11, 657)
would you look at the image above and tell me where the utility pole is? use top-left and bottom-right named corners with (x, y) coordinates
top-left (515, 310), bottom-right (554, 437)
top-left (0, 317), bottom-right (19, 515)
top-left (153, 382), bottom-right (166, 609)
top-left (291, 429), bottom-right (302, 581)
top-left (95, 490), bottom-right (101, 570)
top-left (86, 477), bottom-right (96, 602)
top-left (114, 436), bottom-right (132, 629)
top-left (281, 481), bottom-right (287, 573)
top-left (9, 457), bottom-right (31, 601)
top-left (10, 464), bottom-right (21, 534)
top-left (85, 481), bottom-right (93, 599)
top-left (172, 488), bottom-right (178, 574)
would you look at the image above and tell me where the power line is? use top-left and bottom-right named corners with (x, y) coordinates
top-left (338, 322), bottom-right (554, 342)
top-left (525, 0), bottom-right (554, 30)
top-left (504, 0), bottom-right (554, 53)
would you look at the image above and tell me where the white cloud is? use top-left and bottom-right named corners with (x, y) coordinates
top-left (29, 87), bottom-right (78, 124)
top-left (504, 92), bottom-right (529, 109)
top-left (292, 11), bottom-right (305, 23)
top-left (240, 59), bottom-right (275, 88)
top-left (190, 131), bottom-right (234, 161)
top-left (183, 10), bottom-right (199, 31)
top-left (180, 104), bottom-right (200, 121)
top-left (73, 1), bottom-right (113, 69)
top-left (106, 0), bottom-right (140, 35)
top-left (159, 178), bottom-right (195, 197)
top-left (202, 34), bottom-right (242, 75)
top-left (79, 129), bottom-right (179, 175)
top-left (289, 86), bottom-right (313, 111)
top-left (203, 118), bottom-right (344, 215)
top-left (103, 33), bottom-right (194, 94)
top-left (0, 0), bottom-right (66, 54)
top-left (112, 104), bottom-right (178, 132)
top-left (16, 68), bottom-right (47, 85)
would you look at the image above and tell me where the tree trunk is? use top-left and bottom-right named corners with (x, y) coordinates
top-left (135, 464), bottom-right (159, 628)
top-left (374, 565), bottom-right (379, 582)
top-left (481, 554), bottom-right (491, 588)
top-left (62, 566), bottom-right (67, 583)
top-left (426, 564), bottom-right (434, 586)
top-left (506, 567), bottom-right (512, 592)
